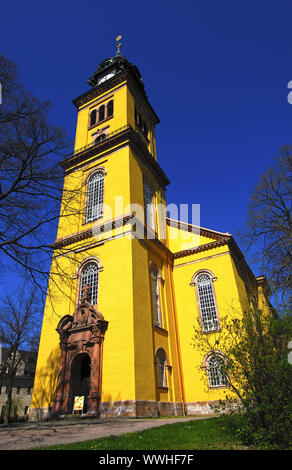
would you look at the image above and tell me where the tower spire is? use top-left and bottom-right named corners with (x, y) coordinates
top-left (116, 35), bottom-right (122, 55)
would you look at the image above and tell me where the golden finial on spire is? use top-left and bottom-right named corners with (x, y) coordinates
top-left (116, 35), bottom-right (122, 54)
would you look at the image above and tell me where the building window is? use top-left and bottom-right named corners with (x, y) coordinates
top-left (107, 100), bottom-right (114, 118)
top-left (89, 100), bottom-right (114, 128)
top-left (79, 262), bottom-right (99, 305)
top-left (207, 354), bottom-right (227, 388)
top-left (85, 171), bottom-right (104, 223)
top-left (150, 265), bottom-right (162, 327)
top-left (143, 176), bottom-right (155, 231)
top-left (90, 109), bottom-right (97, 127)
top-left (98, 104), bottom-right (105, 122)
top-left (95, 133), bottom-right (107, 144)
top-left (155, 348), bottom-right (167, 388)
top-left (195, 272), bottom-right (219, 332)
top-left (135, 106), bottom-right (148, 138)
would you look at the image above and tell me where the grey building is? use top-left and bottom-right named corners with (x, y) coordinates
top-left (0, 348), bottom-right (37, 421)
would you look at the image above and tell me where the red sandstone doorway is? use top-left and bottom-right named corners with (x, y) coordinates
top-left (51, 290), bottom-right (108, 419)
top-left (69, 353), bottom-right (91, 414)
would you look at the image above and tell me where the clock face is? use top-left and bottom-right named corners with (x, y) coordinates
top-left (98, 71), bottom-right (116, 85)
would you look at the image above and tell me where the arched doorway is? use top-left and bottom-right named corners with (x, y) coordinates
top-left (70, 354), bottom-right (91, 414)
top-left (51, 291), bottom-right (108, 418)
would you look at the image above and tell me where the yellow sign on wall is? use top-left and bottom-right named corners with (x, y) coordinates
top-left (73, 396), bottom-right (84, 412)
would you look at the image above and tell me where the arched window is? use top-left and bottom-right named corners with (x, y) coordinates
top-left (207, 354), bottom-right (227, 388)
top-left (95, 133), bottom-right (107, 144)
top-left (143, 176), bottom-right (155, 230)
top-left (195, 272), bottom-right (219, 332)
top-left (98, 105), bottom-right (105, 122)
top-left (90, 109), bottom-right (97, 127)
top-left (155, 349), bottom-right (167, 388)
top-left (107, 100), bottom-right (114, 118)
top-left (85, 171), bottom-right (104, 223)
top-left (79, 262), bottom-right (99, 305)
top-left (150, 265), bottom-right (162, 327)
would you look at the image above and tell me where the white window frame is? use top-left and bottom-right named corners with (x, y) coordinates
top-left (207, 354), bottom-right (227, 388)
top-left (193, 271), bottom-right (219, 332)
top-left (155, 349), bottom-right (168, 388)
top-left (85, 171), bottom-right (104, 223)
top-left (79, 262), bottom-right (99, 306)
top-left (150, 265), bottom-right (162, 327)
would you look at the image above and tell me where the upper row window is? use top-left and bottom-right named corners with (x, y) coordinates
top-left (90, 100), bottom-right (114, 127)
top-left (80, 262), bottom-right (99, 306)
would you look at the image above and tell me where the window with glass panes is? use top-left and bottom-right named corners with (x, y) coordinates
top-left (207, 355), bottom-right (226, 387)
top-left (86, 172), bottom-right (104, 223)
top-left (196, 273), bottom-right (219, 332)
top-left (150, 266), bottom-right (162, 326)
top-left (80, 262), bottom-right (99, 305)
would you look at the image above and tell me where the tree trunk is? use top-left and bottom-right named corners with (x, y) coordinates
top-left (4, 371), bottom-right (14, 424)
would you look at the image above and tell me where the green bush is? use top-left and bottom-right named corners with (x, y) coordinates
top-left (195, 303), bottom-right (292, 449)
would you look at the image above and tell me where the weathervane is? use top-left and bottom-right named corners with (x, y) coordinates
top-left (116, 35), bottom-right (122, 54)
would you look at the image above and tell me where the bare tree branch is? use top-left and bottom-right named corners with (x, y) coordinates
top-left (238, 146), bottom-right (292, 300)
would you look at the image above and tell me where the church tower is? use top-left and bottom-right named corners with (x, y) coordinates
top-left (30, 40), bottom-right (270, 421)
top-left (30, 39), bottom-right (185, 420)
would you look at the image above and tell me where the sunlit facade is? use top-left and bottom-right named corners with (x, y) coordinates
top-left (30, 48), bottom-right (269, 421)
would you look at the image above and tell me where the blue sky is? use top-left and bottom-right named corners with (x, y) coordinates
top-left (1, 0), bottom-right (292, 281)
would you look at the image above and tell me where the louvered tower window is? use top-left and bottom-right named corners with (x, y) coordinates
top-left (196, 273), bottom-right (219, 332)
top-left (107, 100), bottom-right (114, 118)
top-left (86, 172), bottom-right (104, 223)
top-left (80, 262), bottom-right (99, 305)
top-left (98, 105), bottom-right (105, 122)
top-left (143, 177), bottom-right (155, 230)
top-left (90, 109), bottom-right (97, 127)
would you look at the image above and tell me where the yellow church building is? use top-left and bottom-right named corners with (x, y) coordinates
top-left (29, 43), bottom-right (269, 421)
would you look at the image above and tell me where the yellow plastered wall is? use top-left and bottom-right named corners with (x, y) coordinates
top-left (130, 237), bottom-right (183, 405)
top-left (128, 146), bottom-right (182, 404)
top-left (31, 254), bottom-right (77, 410)
top-left (172, 245), bottom-right (248, 404)
top-left (166, 223), bottom-right (219, 253)
top-left (31, 233), bottom-right (137, 410)
top-left (56, 145), bottom-right (132, 240)
top-left (97, 236), bottom-right (136, 403)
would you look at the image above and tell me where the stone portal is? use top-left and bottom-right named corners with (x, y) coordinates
top-left (52, 287), bottom-right (108, 418)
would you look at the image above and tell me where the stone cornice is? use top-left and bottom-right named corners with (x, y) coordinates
top-left (73, 69), bottom-right (160, 125)
top-left (60, 125), bottom-right (170, 189)
top-left (166, 218), bottom-right (231, 241)
top-left (51, 213), bottom-right (134, 250)
top-left (173, 238), bottom-right (230, 259)
top-left (73, 71), bottom-right (127, 108)
top-left (60, 125), bottom-right (131, 171)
